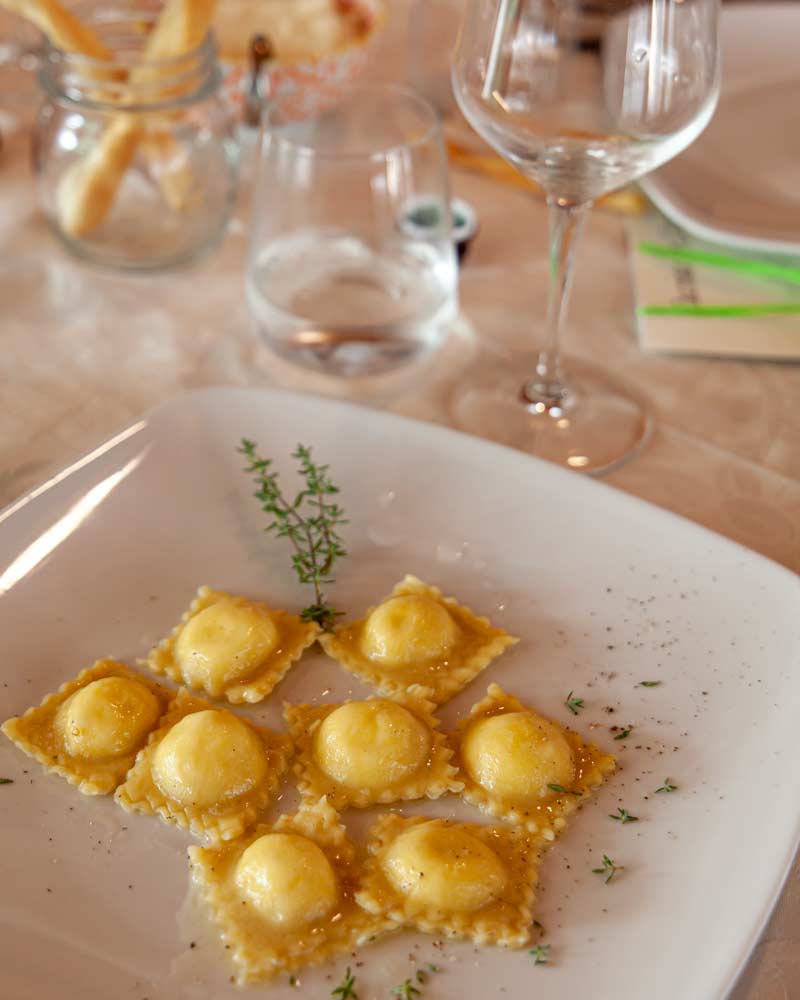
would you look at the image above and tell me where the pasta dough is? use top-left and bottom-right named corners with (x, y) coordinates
top-left (451, 684), bottom-right (617, 839)
top-left (1, 660), bottom-right (170, 795)
top-left (461, 711), bottom-right (576, 804)
top-left (174, 601), bottom-right (280, 690)
top-left (315, 700), bottom-right (430, 788)
top-left (234, 833), bottom-right (338, 929)
top-left (144, 586), bottom-right (319, 704)
top-left (383, 822), bottom-right (507, 912)
top-left (320, 576), bottom-right (518, 704)
top-left (150, 709), bottom-right (268, 809)
top-left (58, 675), bottom-right (161, 760)
top-left (361, 594), bottom-right (460, 667)
top-left (285, 687), bottom-right (462, 810)
top-left (189, 798), bottom-right (392, 983)
top-left (357, 814), bottom-right (540, 947)
top-left (115, 689), bottom-right (292, 845)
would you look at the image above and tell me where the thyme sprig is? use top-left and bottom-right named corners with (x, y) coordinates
top-left (331, 966), bottom-right (358, 999)
top-left (529, 944), bottom-right (550, 965)
top-left (391, 979), bottom-right (420, 999)
top-left (239, 439), bottom-right (347, 631)
top-left (609, 807), bottom-right (639, 824)
top-left (0, 778), bottom-right (13, 785)
top-left (396, 962), bottom-right (441, 995)
top-left (548, 783), bottom-right (582, 797)
top-left (564, 690), bottom-right (584, 715)
top-left (592, 854), bottom-right (624, 883)
top-left (656, 777), bottom-right (677, 793)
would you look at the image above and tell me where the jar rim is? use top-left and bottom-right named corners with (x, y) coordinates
top-left (39, 2), bottom-right (219, 110)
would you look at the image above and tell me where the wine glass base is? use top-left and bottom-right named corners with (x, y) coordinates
top-left (452, 357), bottom-right (652, 476)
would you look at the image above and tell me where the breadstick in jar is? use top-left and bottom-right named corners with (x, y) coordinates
top-left (57, 0), bottom-right (218, 238)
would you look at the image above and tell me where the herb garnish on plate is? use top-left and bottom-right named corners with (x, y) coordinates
top-left (592, 854), bottom-right (624, 883)
top-left (564, 691), bottom-right (584, 715)
top-left (240, 439), bottom-right (347, 631)
top-left (529, 944), bottom-right (550, 965)
top-left (331, 965), bottom-right (358, 999)
top-left (609, 807), bottom-right (639, 824)
top-left (656, 778), bottom-right (677, 793)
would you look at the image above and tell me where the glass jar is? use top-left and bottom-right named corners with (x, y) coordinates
top-left (34, 3), bottom-right (238, 271)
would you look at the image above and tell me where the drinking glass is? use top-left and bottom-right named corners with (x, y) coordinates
top-left (452, 0), bottom-right (720, 473)
top-left (246, 85), bottom-right (458, 377)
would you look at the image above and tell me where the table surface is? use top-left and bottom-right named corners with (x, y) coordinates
top-left (1, 5), bottom-right (799, 997)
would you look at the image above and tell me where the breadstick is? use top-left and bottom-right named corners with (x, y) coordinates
top-left (58, 117), bottom-right (142, 238)
top-left (0, 0), bottom-right (111, 60)
top-left (57, 0), bottom-right (217, 238)
top-left (142, 127), bottom-right (194, 212)
top-left (141, 0), bottom-right (217, 61)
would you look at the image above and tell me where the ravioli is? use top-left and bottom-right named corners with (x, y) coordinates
top-left (115, 689), bottom-right (291, 845)
top-left (144, 586), bottom-right (319, 704)
top-left (1, 660), bottom-right (170, 795)
top-left (356, 815), bottom-right (540, 947)
top-left (319, 576), bottom-right (518, 705)
top-left (188, 798), bottom-right (392, 983)
top-left (450, 683), bottom-right (616, 839)
top-left (284, 686), bottom-right (462, 810)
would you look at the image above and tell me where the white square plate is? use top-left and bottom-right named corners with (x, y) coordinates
top-left (1, 387), bottom-right (798, 1000)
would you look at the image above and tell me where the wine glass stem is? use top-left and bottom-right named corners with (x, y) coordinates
top-left (522, 198), bottom-right (590, 407)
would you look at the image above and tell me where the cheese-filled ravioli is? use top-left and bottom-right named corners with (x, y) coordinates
top-left (115, 689), bottom-right (292, 845)
top-left (234, 833), bottom-right (338, 929)
top-left (320, 575), bottom-right (518, 705)
top-left (144, 586), bottom-right (319, 704)
top-left (188, 798), bottom-right (391, 983)
top-left (1, 660), bottom-right (170, 795)
top-left (383, 822), bottom-right (507, 912)
top-left (451, 683), bottom-right (616, 839)
top-left (361, 594), bottom-right (461, 667)
top-left (151, 710), bottom-right (268, 809)
top-left (285, 687), bottom-right (462, 809)
top-left (357, 815), bottom-right (540, 947)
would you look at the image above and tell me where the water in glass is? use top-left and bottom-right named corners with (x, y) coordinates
top-left (247, 87), bottom-right (457, 377)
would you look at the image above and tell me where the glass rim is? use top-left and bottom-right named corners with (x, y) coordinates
top-left (262, 84), bottom-right (444, 161)
top-left (38, 1), bottom-right (218, 110)
top-left (42, 32), bottom-right (217, 76)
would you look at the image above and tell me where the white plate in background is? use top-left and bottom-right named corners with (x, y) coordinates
top-left (0, 387), bottom-right (798, 1000)
top-left (641, 3), bottom-right (800, 256)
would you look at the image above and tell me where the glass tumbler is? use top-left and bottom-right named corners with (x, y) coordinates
top-left (246, 85), bottom-right (458, 377)
top-left (34, 1), bottom-right (238, 271)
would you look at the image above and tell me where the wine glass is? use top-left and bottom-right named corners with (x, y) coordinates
top-left (452, 0), bottom-right (720, 474)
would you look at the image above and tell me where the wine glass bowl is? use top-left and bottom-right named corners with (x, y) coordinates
top-left (451, 0), bottom-right (720, 473)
